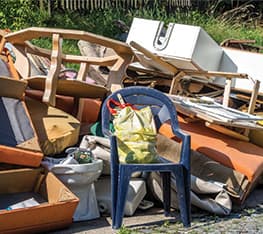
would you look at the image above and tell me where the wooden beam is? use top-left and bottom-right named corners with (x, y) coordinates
top-left (184, 69), bottom-right (248, 79)
top-left (107, 54), bottom-right (134, 92)
top-left (76, 62), bottom-right (89, 81)
top-left (244, 79), bottom-right (260, 136)
top-left (223, 78), bottom-right (232, 107)
top-left (42, 33), bottom-right (63, 106)
top-left (130, 41), bottom-right (178, 74)
top-left (169, 71), bottom-right (185, 95)
top-left (247, 79), bottom-right (260, 114)
top-left (205, 122), bottom-right (249, 142)
top-left (25, 41), bottom-right (119, 65)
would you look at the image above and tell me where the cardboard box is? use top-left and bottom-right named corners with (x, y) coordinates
top-left (0, 168), bottom-right (79, 233)
top-left (0, 96), bottom-right (43, 167)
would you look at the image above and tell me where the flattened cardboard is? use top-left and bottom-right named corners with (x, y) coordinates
top-left (0, 96), bottom-right (43, 167)
top-left (0, 168), bottom-right (79, 233)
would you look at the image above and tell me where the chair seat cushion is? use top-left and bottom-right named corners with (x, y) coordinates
top-left (25, 97), bottom-right (80, 156)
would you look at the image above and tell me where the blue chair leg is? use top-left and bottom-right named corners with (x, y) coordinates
top-left (173, 167), bottom-right (191, 227)
top-left (183, 167), bottom-right (191, 225)
top-left (111, 165), bottom-right (119, 227)
top-left (113, 166), bottom-right (132, 229)
top-left (161, 172), bottom-right (171, 216)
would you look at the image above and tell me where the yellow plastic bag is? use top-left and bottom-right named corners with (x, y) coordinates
top-left (113, 105), bottom-right (159, 164)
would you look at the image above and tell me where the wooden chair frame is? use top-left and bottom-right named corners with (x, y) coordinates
top-left (2, 27), bottom-right (135, 107)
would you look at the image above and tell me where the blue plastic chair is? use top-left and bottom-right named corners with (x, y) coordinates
top-left (101, 86), bottom-right (191, 229)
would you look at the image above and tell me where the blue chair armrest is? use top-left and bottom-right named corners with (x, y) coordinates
top-left (109, 135), bottom-right (120, 166)
top-left (173, 128), bottom-right (191, 170)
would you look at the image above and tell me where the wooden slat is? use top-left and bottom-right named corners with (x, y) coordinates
top-left (184, 69), bottom-right (248, 79)
top-left (130, 41), bottom-right (179, 74)
top-left (42, 34), bottom-right (62, 106)
top-left (76, 62), bottom-right (89, 81)
top-left (205, 122), bottom-right (249, 142)
top-left (169, 71), bottom-right (185, 95)
top-left (25, 41), bottom-right (119, 65)
top-left (107, 54), bottom-right (134, 92)
top-left (223, 78), bottom-right (232, 107)
top-left (244, 79), bottom-right (260, 136)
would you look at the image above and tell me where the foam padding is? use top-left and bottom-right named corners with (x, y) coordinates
top-left (25, 97), bottom-right (80, 156)
top-left (159, 116), bottom-right (263, 202)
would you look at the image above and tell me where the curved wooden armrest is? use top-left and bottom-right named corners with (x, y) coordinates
top-left (5, 27), bottom-right (133, 55)
top-left (4, 27), bottom-right (135, 106)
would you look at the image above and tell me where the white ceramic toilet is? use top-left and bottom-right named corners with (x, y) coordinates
top-left (50, 159), bottom-right (103, 221)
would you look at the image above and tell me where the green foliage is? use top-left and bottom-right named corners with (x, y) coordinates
top-left (0, 0), bottom-right (49, 30)
top-left (1, 0), bottom-right (263, 53)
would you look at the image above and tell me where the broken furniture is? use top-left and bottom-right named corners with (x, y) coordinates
top-left (128, 41), bottom-right (261, 140)
top-left (169, 95), bottom-right (263, 141)
top-left (1, 43), bottom-right (82, 157)
top-left (0, 76), bottom-right (43, 167)
top-left (126, 17), bottom-right (261, 97)
top-left (2, 27), bottom-right (134, 119)
top-left (0, 168), bottom-right (79, 233)
top-left (125, 18), bottom-right (263, 204)
top-left (159, 116), bottom-right (263, 203)
top-left (126, 18), bottom-right (262, 140)
top-left (101, 86), bottom-right (191, 228)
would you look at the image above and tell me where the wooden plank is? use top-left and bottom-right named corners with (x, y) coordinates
top-left (130, 41), bottom-right (179, 74)
top-left (244, 79), bottom-right (260, 136)
top-left (184, 69), bottom-right (248, 79)
top-left (234, 93), bottom-right (263, 105)
top-left (169, 71), bottom-right (185, 95)
top-left (223, 78), bottom-right (232, 107)
top-left (25, 41), bottom-right (120, 65)
top-left (42, 34), bottom-right (62, 106)
top-left (76, 62), bottom-right (89, 81)
top-left (247, 79), bottom-right (260, 114)
top-left (107, 54), bottom-right (133, 92)
top-left (205, 122), bottom-right (249, 142)
top-left (9, 45), bottom-right (30, 79)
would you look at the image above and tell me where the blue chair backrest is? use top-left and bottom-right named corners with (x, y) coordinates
top-left (101, 86), bottom-right (180, 136)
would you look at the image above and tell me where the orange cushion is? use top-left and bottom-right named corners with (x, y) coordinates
top-left (159, 116), bottom-right (263, 183)
top-left (25, 90), bottom-right (101, 124)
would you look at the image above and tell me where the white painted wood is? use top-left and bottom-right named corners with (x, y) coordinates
top-left (217, 48), bottom-right (263, 94)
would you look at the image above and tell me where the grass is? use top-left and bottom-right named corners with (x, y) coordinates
top-left (2, 2), bottom-right (263, 55)
top-left (21, 8), bottom-right (263, 65)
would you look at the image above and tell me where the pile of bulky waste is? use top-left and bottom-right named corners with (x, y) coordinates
top-left (0, 17), bottom-right (263, 233)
